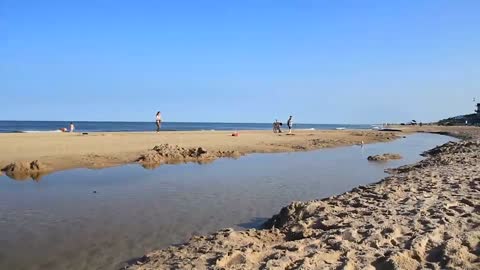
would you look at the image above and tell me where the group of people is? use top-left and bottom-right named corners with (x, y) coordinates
top-left (155, 112), bottom-right (293, 134)
top-left (60, 122), bottom-right (75, 132)
top-left (62, 113), bottom-right (294, 134)
top-left (273, 116), bottom-right (294, 134)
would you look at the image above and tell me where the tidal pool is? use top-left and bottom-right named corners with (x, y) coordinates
top-left (0, 133), bottom-right (455, 270)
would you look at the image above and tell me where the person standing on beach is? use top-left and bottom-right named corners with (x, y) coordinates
top-left (156, 111), bottom-right (162, 132)
top-left (70, 122), bottom-right (75, 133)
top-left (287, 116), bottom-right (293, 134)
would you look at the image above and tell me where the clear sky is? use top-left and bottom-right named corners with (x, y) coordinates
top-left (1, 1), bottom-right (479, 123)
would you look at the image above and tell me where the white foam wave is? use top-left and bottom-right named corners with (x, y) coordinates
top-left (20, 130), bottom-right (63, 133)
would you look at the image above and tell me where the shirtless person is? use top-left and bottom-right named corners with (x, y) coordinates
top-left (155, 111), bottom-right (162, 132)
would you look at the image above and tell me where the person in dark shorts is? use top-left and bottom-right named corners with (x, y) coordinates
top-left (287, 116), bottom-right (293, 134)
top-left (155, 111), bottom-right (162, 132)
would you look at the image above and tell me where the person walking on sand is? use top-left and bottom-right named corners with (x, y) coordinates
top-left (287, 116), bottom-right (293, 134)
top-left (155, 111), bottom-right (162, 132)
top-left (70, 122), bottom-right (75, 133)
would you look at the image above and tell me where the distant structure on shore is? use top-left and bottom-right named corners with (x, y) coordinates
top-left (438, 103), bottom-right (480, 126)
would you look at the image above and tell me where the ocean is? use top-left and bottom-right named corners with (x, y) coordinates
top-left (0, 121), bottom-right (375, 133)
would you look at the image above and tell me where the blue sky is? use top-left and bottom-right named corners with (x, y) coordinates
top-left (1, 1), bottom-right (479, 123)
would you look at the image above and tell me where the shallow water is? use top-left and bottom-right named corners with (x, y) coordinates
top-left (0, 134), bottom-right (455, 270)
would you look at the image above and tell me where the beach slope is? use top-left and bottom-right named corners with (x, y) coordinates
top-left (125, 137), bottom-right (480, 270)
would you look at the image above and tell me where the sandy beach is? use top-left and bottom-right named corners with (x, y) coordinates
top-left (124, 128), bottom-right (480, 270)
top-left (1, 127), bottom-right (479, 270)
top-left (0, 129), bottom-right (399, 180)
top-left (2, 125), bottom-right (479, 269)
top-left (391, 125), bottom-right (480, 140)
top-left (4, 1), bottom-right (479, 269)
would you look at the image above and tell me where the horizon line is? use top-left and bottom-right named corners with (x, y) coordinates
top-left (0, 120), bottom-right (381, 125)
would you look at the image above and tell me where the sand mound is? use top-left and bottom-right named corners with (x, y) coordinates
top-left (390, 140), bottom-right (480, 174)
top-left (124, 139), bottom-right (480, 270)
top-left (423, 140), bottom-right (480, 156)
top-left (1, 160), bottom-right (47, 180)
top-left (137, 144), bottom-right (241, 167)
top-left (367, 153), bottom-right (403, 161)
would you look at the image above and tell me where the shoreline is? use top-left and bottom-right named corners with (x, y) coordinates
top-left (1, 126), bottom-right (478, 180)
top-left (390, 125), bottom-right (480, 140)
top-left (0, 129), bottom-right (400, 180)
top-left (124, 127), bottom-right (480, 270)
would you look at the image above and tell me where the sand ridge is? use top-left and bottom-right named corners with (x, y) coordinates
top-left (137, 144), bottom-right (242, 169)
top-left (124, 139), bottom-right (480, 270)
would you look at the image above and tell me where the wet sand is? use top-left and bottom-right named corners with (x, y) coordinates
top-left (125, 128), bottom-right (480, 270)
top-left (0, 129), bottom-right (399, 179)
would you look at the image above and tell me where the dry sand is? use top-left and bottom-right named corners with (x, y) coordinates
top-left (0, 129), bottom-right (398, 180)
top-left (124, 130), bottom-right (480, 270)
top-left (393, 125), bottom-right (480, 140)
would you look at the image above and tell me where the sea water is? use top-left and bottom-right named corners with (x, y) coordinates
top-left (0, 121), bottom-right (373, 133)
